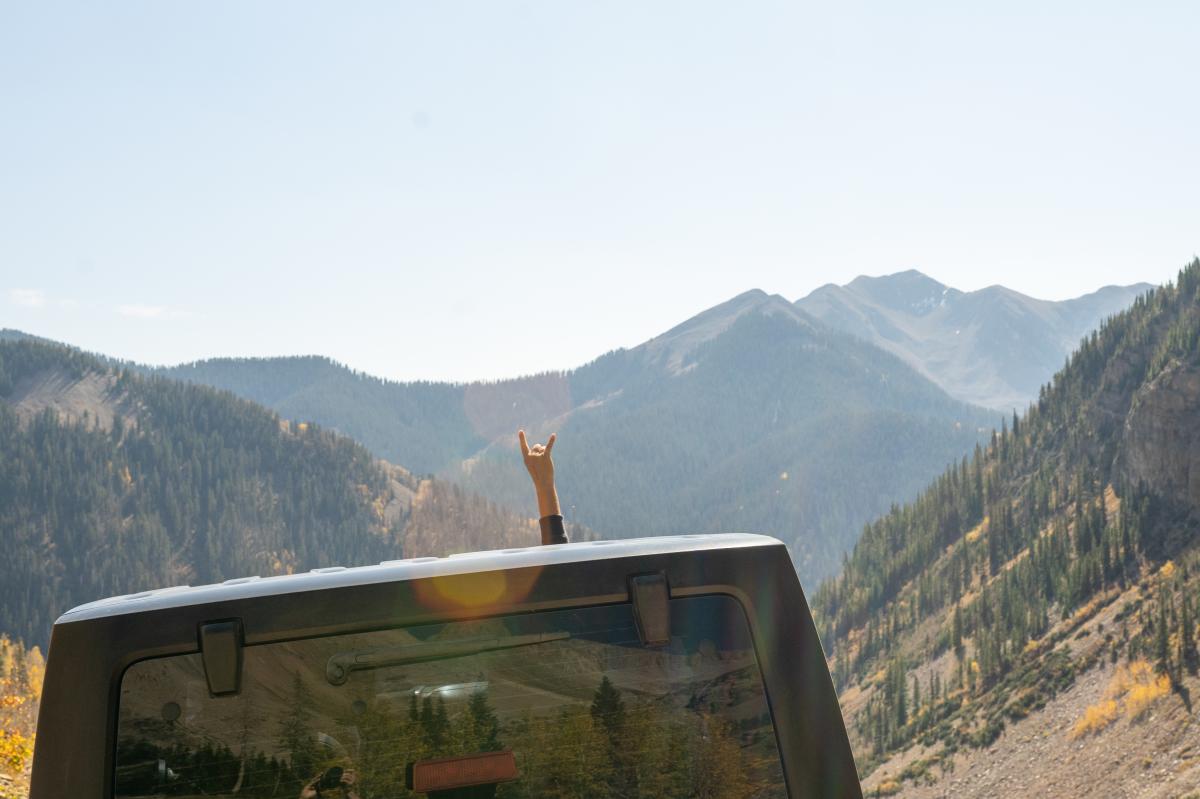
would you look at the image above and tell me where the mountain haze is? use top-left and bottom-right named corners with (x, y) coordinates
top-left (161, 355), bottom-right (482, 475)
top-left (814, 259), bottom-right (1200, 797)
top-left (797, 271), bottom-right (1151, 410)
top-left (162, 290), bottom-right (995, 583)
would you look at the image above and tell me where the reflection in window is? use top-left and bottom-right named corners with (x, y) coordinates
top-left (116, 595), bottom-right (785, 798)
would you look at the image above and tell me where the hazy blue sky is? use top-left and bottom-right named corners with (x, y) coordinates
top-left (3, 1), bottom-right (1197, 381)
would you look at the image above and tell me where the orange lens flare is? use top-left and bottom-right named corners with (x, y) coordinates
top-left (413, 567), bottom-right (542, 612)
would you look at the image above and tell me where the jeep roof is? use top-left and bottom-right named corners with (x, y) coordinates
top-left (32, 534), bottom-right (862, 799)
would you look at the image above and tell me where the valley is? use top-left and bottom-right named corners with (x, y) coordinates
top-left (0, 266), bottom-right (1179, 798)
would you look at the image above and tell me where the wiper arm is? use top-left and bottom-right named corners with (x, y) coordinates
top-left (325, 631), bottom-right (569, 685)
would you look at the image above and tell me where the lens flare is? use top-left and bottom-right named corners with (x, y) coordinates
top-left (413, 566), bottom-right (542, 612)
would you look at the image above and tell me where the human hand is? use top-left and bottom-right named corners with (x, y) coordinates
top-left (339, 769), bottom-right (360, 799)
top-left (518, 429), bottom-right (559, 517)
top-left (299, 767), bottom-right (358, 799)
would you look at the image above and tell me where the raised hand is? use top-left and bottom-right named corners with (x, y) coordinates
top-left (518, 429), bottom-right (559, 518)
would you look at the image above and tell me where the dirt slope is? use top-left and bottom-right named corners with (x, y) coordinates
top-left (862, 577), bottom-right (1200, 798)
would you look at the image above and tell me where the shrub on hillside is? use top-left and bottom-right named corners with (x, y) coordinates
top-left (0, 636), bottom-right (41, 798)
top-left (1069, 659), bottom-right (1171, 739)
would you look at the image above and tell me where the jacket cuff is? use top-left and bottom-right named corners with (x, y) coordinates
top-left (539, 514), bottom-right (568, 545)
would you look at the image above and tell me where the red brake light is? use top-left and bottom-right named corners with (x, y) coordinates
top-left (410, 750), bottom-right (519, 793)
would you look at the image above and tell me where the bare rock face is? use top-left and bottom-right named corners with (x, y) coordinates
top-left (1118, 359), bottom-right (1200, 512)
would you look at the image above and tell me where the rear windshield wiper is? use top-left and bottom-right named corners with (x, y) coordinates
top-left (325, 631), bottom-right (569, 685)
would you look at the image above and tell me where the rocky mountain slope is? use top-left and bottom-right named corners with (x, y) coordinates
top-left (0, 339), bottom-right (561, 649)
top-left (813, 259), bottom-right (1200, 797)
top-left (160, 290), bottom-right (995, 584)
top-left (797, 271), bottom-right (1150, 410)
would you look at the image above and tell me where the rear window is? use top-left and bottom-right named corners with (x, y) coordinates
top-left (115, 594), bottom-right (786, 798)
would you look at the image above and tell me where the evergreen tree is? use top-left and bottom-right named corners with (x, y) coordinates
top-left (464, 688), bottom-right (501, 752)
top-left (590, 675), bottom-right (627, 740)
top-left (1182, 594), bottom-right (1198, 675)
top-left (431, 695), bottom-right (450, 752)
top-left (276, 673), bottom-right (317, 785)
top-left (952, 603), bottom-right (964, 660)
top-left (590, 675), bottom-right (635, 797)
top-left (1155, 597), bottom-right (1172, 678)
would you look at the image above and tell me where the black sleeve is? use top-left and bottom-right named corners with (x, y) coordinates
top-left (539, 514), bottom-right (568, 545)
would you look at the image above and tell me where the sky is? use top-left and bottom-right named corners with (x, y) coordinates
top-left (2, 1), bottom-right (1198, 382)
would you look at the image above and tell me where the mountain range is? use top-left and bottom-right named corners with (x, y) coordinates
top-left (0, 270), bottom-right (1151, 642)
top-left (154, 272), bottom-right (1146, 583)
top-left (161, 289), bottom-right (994, 583)
top-left (797, 271), bottom-right (1152, 410)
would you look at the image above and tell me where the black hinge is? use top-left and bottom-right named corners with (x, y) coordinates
top-left (199, 619), bottom-right (244, 697)
top-left (629, 573), bottom-right (671, 646)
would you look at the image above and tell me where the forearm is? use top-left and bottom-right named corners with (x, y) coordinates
top-left (534, 481), bottom-right (560, 518)
top-left (534, 480), bottom-right (566, 544)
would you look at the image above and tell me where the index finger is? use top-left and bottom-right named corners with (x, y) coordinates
top-left (545, 432), bottom-right (557, 454)
top-left (518, 429), bottom-right (530, 456)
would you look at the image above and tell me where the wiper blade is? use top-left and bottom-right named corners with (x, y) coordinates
top-left (325, 631), bottom-right (569, 685)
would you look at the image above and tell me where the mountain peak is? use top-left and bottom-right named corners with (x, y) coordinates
top-left (844, 269), bottom-right (955, 316)
top-left (797, 271), bottom-right (1150, 409)
top-left (847, 268), bottom-right (944, 288)
top-left (639, 289), bottom-right (808, 373)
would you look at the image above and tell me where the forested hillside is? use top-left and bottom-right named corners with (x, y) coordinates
top-left (160, 356), bottom-right (484, 475)
top-left (159, 291), bottom-right (995, 583)
top-left (0, 340), bottom-right (552, 650)
top-left (814, 259), bottom-right (1200, 796)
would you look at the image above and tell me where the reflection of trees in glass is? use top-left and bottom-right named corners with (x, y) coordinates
top-left (231, 694), bottom-right (265, 793)
top-left (419, 694), bottom-right (450, 751)
top-left (623, 703), bottom-right (689, 799)
top-left (277, 672), bottom-right (318, 790)
top-left (590, 676), bottom-right (635, 796)
top-left (690, 714), bottom-right (754, 799)
top-left (507, 706), bottom-right (611, 799)
top-left (118, 672), bottom-right (776, 799)
top-left (590, 675), bottom-right (626, 736)
top-left (351, 685), bottom-right (505, 798)
top-left (459, 687), bottom-right (502, 753)
top-left (115, 737), bottom-right (289, 798)
top-left (350, 699), bottom-right (416, 798)
top-left (505, 675), bottom-right (765, 799)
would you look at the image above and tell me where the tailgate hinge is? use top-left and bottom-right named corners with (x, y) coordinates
top-left (199, 619), bottom-right (244, 697)
top-left (629, 573), bottom-right (671, 646)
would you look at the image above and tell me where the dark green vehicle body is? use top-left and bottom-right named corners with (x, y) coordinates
top-left (31, 534), bottom-right (861, 798)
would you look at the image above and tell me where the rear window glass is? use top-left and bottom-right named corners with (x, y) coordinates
top-left (115, 594), bottom-right (786, 798)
